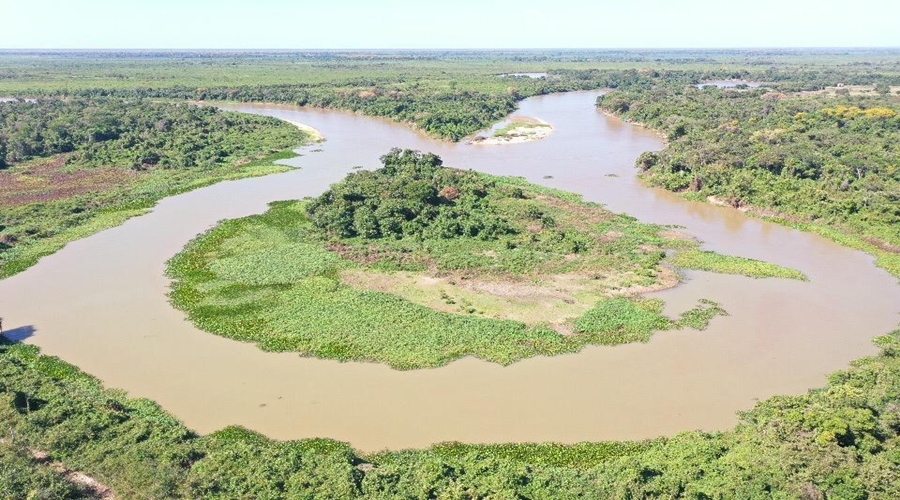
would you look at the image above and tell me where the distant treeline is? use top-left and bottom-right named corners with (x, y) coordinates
top-left (16, 69), bottom-right (678, 141)
top-left (6, 63), bottom-right (899, 141)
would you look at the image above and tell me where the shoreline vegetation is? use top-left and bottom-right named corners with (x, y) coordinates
top-left (0, 98), bottom-right (313, 279)
top-left (596, 85), bottom-right (900, 280)
top-left (165, 149), bottom-right (808, 369)
top-left (3, 328), bottom-right (899, 498)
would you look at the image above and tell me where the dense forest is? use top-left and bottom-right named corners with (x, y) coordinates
top-left (597, 86), bottom-right (900, 277)
top-left (307, 148), bottom-right (514, 240)
top-left (0, 98), bottom-right (307, 277)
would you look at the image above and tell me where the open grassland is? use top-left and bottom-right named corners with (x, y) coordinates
top-left (0, 99), bottom-right (311, 278)
top-left (3, 328), bottom-right (900, 498)
top-left (163, 150), bottom-right (812, 369)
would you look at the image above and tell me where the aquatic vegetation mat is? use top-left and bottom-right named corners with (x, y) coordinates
top-left (670, 249), bottom-right (808, 280)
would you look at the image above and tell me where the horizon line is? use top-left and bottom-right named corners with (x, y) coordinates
top-left (2, 46), bottom-right (900, 52)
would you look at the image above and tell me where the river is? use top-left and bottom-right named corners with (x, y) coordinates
top-left (1, 91), bottom-right (898, 451)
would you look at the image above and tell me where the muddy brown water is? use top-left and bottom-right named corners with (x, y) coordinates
top-left (1, 91), bottom-right (899, 451)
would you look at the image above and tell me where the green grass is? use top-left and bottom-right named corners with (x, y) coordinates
top-left (0, 441), bottom-right (87, 500)
top-left (573, 297), bottom-right (725, 343)
top-left (669, 249), bottom-right (809, 281)
top-left (423, 441), bottom-right (654, 470)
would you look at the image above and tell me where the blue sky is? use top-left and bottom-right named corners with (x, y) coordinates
top-left (1, 0), bottom-right (898, 49)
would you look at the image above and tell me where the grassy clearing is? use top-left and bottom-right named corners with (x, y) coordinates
top-left (164, 151), bottom-right (800, 369)
top-left (669, 249), bottom-right (809, 280)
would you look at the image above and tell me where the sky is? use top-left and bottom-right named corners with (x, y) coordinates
top-left (1, 0), bottom-right (898, 49)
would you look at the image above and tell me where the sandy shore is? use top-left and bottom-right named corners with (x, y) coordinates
top-left (470, 116), bottom-right (553, 145)
top-left (283, 119), bottom-right (325, 142)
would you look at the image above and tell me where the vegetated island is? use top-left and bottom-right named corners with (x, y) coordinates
top-left (167, 148), bottom-right (805, 370)
top-left (470, 116), bottom-right (554, 145)
top-left (0, 98), bottom-right (316, 278)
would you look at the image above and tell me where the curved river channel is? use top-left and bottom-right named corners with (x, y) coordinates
top-left (2, 92), bottom-right (899, 451)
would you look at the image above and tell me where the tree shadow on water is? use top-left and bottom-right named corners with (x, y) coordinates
top-left (2, 325), bottom-right (37, 342)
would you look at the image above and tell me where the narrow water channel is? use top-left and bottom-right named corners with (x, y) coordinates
top-left (1, 91), bottom-right (898, 451)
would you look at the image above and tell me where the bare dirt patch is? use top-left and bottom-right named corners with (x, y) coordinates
top-left (0, 154), bottom-right (139, 207)
top-left (0, 439), bottom-right (118, 500)
top-left (706, 195), bottom-right (808, 224)
top-left (340, 266), bottom-right (680, 336)
top-left (326, 242), bottom-right (434, 269)
top-left (661, 229), bottom-right (697, 242)
top-left (283, 119), bottom-right (325, 142)
top-left (863, 236), bottom-right (900, 254)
